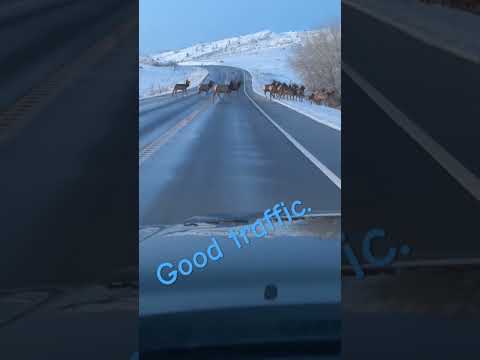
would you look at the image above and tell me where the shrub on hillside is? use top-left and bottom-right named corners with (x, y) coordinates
top-left (290, 25), bottom-right (341, 107)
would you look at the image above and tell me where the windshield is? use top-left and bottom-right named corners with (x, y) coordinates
top-left (139, 1), bottom-right (341, 357)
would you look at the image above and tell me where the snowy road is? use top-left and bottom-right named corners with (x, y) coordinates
top-left (139, 65), bottom-right (341, 226)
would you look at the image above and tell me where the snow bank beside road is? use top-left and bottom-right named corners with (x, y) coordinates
top-left (264, 95), bottom-right (341, 131)
top-left (139, 64), bottom-right (207, 100)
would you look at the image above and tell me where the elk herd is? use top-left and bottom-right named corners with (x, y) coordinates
top-left (172, 77), bottom-right (336, 107)
top-left (264, 80), bottom-right (336, 106)
top-left (172, 78), bottom-right (242, 102)
top-left (264, 81), bottom-right (305, 102)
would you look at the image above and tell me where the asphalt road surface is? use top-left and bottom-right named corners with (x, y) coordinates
top-left (139, 66), bottom-right (341, 226)
top-left (0, 1), bottom-right (138, 358)
top-left (0, 0), bottom-right (138, 287)
top-left (342, 2), bottom-right (480, 261)
top-left (342, 3), bottom-right (480, 359)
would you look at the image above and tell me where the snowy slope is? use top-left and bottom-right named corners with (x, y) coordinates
top-left (152, 30), bottom-right (310, 64)
top-left (146, 30), bottom-right (341, 129)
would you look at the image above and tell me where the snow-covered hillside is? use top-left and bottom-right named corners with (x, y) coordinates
top-left (151, 30), bottom-right (312, 64)
top-left (143, 30), bottom-right (341, 129)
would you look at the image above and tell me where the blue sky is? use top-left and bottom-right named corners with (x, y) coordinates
top-left (140, 0), bottom-right (341, 55)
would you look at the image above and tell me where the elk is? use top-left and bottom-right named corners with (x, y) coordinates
top-left (172, 79), bottom-right (190, 96)
top-left (264, 83), bottom-right (275, 99)
top-left (285, 83), bottom-right (298, 101)
top-left (308, 88), bottom-right (336, 105)
top-left (198, 80), bottom-right (215, 94)
top-left (264, 80), bottom-right (307, 102)
top-left (212, 83), bottom-right (231, 102)
top-left (297, 85), bottom-right (306, 102)
top-left (276, 82), bottom-right (289, 99)
top-left (264, 80), bottom-right (281, 100)
top-left (229, 80), bottom-right (242, 94)
top-left (264, 83), bottom-right (274, 99)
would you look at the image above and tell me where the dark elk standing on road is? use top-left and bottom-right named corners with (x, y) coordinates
top-left (228, 80), bottom-right (242, 94)
top-left (211, 80), bottom-right (241, 102)
top-left (212, 83), bottom-right (231, 102)
top-left (198, 80), bottom-right (215, 94)
top-left (172, 79), bottom-right (190, 96)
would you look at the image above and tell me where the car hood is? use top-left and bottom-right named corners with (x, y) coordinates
top-left (140, 214), bottom-right (341, 316)
top-left (139, 214), bottom-right (341, 352)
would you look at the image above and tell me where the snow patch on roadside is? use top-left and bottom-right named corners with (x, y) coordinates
top-left (265, 96), bottom-right (341, 131)
top-left (139, 64), bottom-right (207, 100)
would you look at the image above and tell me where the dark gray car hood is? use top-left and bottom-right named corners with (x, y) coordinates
top-left (140, 214), bottom-right (341, 316)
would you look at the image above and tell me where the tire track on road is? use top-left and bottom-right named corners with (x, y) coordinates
top-left (139, 100), bottom-right (211, 166)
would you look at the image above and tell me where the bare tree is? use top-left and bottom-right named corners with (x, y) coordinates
top-left (290, 24), bottom-right (341, 106)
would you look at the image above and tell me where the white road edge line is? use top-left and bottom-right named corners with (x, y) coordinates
top-left (244, 69), bottom-right (341, 131)
top-left (243, 71), bottom-right (341, 190)
top-left (343, 61), bottom-right (480, 201)
top-left (269, 95), bottom-right (341, 131)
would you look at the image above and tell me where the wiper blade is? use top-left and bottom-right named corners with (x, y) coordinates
top-left (183, 214), bottom-right (261, 226)
top-left (183, 212), bottom-right (340, 227)
top-left (142, 339), bottom-right (340, 359)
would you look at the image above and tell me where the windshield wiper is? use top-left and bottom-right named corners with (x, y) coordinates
top-left (183, 214), bottom-right (261, 226)
top-left (183, 212), bottom-right (340, 227)
top-left (141, 339), bottom-right (340, 359)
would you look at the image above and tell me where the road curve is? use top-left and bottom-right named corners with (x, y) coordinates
top-left (139, 65), bottom-right (341, 226)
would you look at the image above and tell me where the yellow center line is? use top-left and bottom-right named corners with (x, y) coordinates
top-left (139, 100), bottom-right (211, 167)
